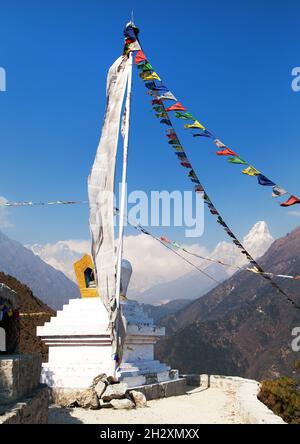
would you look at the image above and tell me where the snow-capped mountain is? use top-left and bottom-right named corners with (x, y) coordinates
top-left (243, 221), bottom-right (274, 260)
top-left (210, 221), bottom-right (274, 274)
top-left (28, 240), bottom-right (90, 282)
top-left (0, 230), bottom-right (80, 309)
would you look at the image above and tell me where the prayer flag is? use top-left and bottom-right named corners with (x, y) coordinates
top-left (242, 166), bottom-right (260, 176)
top-left (139, 71), bottom-right (161, 81)
top-left (188, 170), bottom-right (198, 180)
top-left (138, 62), bottom-right (153, 72)
top-left (272, 185), bottom-right (287, 198)
top-left (145, 81), bottom-right (156, 90)
top-left (157, 91), bottom-right (177, 101)
top-left (257, 174), bottom-right (275, 186)
top-left (181, 161), bottom-right (192, 168)
top-left (184, 120), bottom-right (205, 130)
top-left (214, 139), bottom-right (226, 149)
top-left (280, 195), bottom-right (300, 207)
top-left (193, 130), bottom-right (214, 138)
top-left (135, 50), bottom-right (147, 65)
top-left (195, 184), bottom-right (204, 193)
top-left (174, 112), bottom-right (195, 120)
top-left (167, 133), bottom-right (177, 140)
top-left (176, 152), bottom-right (187, 159)
top-left (166, 102), bottom-right (186, 112)
top-left (216, 147), bottom-right (238, 156)
top-left (160, 118), bottom-right (172, 126)
top-left (153, 105), bottom-right (165, 113)
top-left (152, 99), bottom-right (163, 105)
top-left (155, 112), bottom-right (168, 119)
top-left (227, 157), bottom-right (248, 165)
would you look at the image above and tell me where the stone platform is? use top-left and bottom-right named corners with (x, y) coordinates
top-left (37, 297), bottom-right (179, 390)
top-left (0, 354), bottom-right (49, 424)
top-left (0, 385), bottom-right (48, 424)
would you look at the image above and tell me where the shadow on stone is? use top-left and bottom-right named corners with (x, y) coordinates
top-left (48, 406), bottom-right (84, 424)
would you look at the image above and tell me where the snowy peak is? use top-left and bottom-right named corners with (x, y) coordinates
top-left (243, 221), bottom-right (272, 242)
top-left (243, 221), bottom-right (274, 260)
top-left (210, 221), bottom-right (274, 273)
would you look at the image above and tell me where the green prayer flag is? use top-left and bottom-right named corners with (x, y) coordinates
top-left (153, 105), bottom-right (165, 113)
top-left (137, 62), bottom-right (153, 72)
top-left (227, 157), bottom-right (248, 165)
top-left (174, 112), bottom-right (195, 120)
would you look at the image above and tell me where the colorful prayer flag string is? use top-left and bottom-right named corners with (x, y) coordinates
top-left (134, 47), bottom-right (299, 208)
top-left (134, 45), bottom-right (300, 310)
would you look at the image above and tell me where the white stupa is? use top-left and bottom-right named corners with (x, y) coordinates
top-left (37, 259), bottom-right (177, 390)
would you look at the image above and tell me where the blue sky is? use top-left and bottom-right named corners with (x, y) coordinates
top-left (0, 0), bottom-right (299, 249)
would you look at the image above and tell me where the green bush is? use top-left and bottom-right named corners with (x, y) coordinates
top-left (258, 377), bottom-right (300, 424)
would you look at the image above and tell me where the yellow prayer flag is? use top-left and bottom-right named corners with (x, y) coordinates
top-left (174, 146), bottom-right (184, 152)
top-left (242, 166), bottom-right (260, 176)
top-left (184, 120), bottom-right (205, 130)
top-left (139, 71), bottom-right (161, 81)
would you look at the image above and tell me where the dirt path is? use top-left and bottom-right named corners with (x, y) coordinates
top-left (48, 387), bottom-right (245, 424)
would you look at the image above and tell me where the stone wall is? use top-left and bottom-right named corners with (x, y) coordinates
top-left (0, 385), bottom-right (48, 424)
top-left (182, 374), bottom-right (286, 424)
top-left (0, 354), bottom-right (42, 404)
top-left (131, 378), bottom-right (186, 401)
top-left (0, 353), bottom-right (49, 424)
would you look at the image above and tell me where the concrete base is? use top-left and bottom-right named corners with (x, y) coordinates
top-left (0, 385), bottom-right (49, 424)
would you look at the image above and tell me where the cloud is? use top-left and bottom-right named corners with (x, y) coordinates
top-left (26, 220), bottom-right (273, 298)
top-left (288, 211), bottom-right (300, 217)
top-left (27, 234), bottom-right (210, 294)
top-left (0, 196), bottom-right (13, 228)
top-left (124, 234), bottom-right (210, 295)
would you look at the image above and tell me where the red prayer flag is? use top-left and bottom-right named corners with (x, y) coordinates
top-left (160, 236), bottom-right (171, 244)
top-left (152, 99), bottom-right (163, 105)
top-left (135, 50), bottom-right (147, 65)
top-left (280, 195), bottom-right (300, 207)
top-left (125, 38), bottom-right (135, 45)
top-left (181, 161), bottom-right (192, 168)
top-left (216, 147), bottom-right (238, 156)
top-left (167, 133), bottom-right (177, 140)
top-left (166, 102), bottom-right (186, 112)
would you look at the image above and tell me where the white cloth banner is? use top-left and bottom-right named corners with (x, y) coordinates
top-left (88, 54), bottom-right (130, 320)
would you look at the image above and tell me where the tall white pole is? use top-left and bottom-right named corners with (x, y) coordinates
top-left (115, 51), bottom-right (133, 310)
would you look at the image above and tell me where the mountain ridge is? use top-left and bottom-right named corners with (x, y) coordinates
top-left (156, 225), bottom-right (300, 379)
top-left (0, 230), bottom-right (80, 309)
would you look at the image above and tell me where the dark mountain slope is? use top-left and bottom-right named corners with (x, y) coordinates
top-left (156, 226), bottom-right (300, 379)
top-left (0, 272), bottom-right (55, 359)
top-left (141, 299), bottom-right (191, 322)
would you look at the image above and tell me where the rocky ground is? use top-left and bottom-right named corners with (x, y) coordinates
top-left (48, 386), bottom-right (244, 424)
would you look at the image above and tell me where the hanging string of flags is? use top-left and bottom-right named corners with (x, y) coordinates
top-left (0, 200), bottom-right (88, 207)
top-left (116, 205), bottom-right (300, 283)
top-left (130, 31), bottom-right (300, 310)
top-left (133, 47), bottom-right (299, 208)
top-left (113, 207), bottom-right (221, 285)
top-left (159, 236), bottom-right (300, 281)
top-left (1, 195), bottom-right (299, 284)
